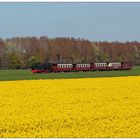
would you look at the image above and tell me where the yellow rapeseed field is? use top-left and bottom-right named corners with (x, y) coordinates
top-left (0, 76), bottom-right (140, 138)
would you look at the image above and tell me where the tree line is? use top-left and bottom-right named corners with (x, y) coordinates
top-left (0, 36), bottom-right (140, 69)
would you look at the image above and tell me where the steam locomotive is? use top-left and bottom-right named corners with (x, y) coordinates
top-left (31, 62), bottom-right (133, 73)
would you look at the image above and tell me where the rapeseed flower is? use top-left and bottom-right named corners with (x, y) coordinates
top-left (0, 76), bottom-right (140, 137)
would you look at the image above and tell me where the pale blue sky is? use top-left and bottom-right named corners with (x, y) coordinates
top-left (0, 2), bottom-right (140, 41)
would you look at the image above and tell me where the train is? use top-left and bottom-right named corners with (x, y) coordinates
top-left (31, 62), bottom-right (133, 73)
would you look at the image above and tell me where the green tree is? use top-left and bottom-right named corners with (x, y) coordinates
top-left (27, 55), bottom-right (40, 67)
top-left (9, 52), bottom-right (21, 69)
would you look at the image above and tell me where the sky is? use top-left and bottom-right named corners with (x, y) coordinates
top-left (0, 2), bottom-right (140, 42)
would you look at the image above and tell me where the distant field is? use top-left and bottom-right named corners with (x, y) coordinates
top-left (0, 66), bottom-right (140, 81)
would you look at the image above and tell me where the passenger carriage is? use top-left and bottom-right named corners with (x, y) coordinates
top-left (74, 64), bottom-right (91, 71)
top-left (91, 63), bottom-right (107, 70)
top-left (53, 63), bottom-right (73, 72)
top-left (107, 62), bottom-right (122, 70)
top-left (121, 62), bottom-right (133, 70)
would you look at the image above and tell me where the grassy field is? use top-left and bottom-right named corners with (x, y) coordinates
top-left (0, 66), bottom-right (139, 81)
